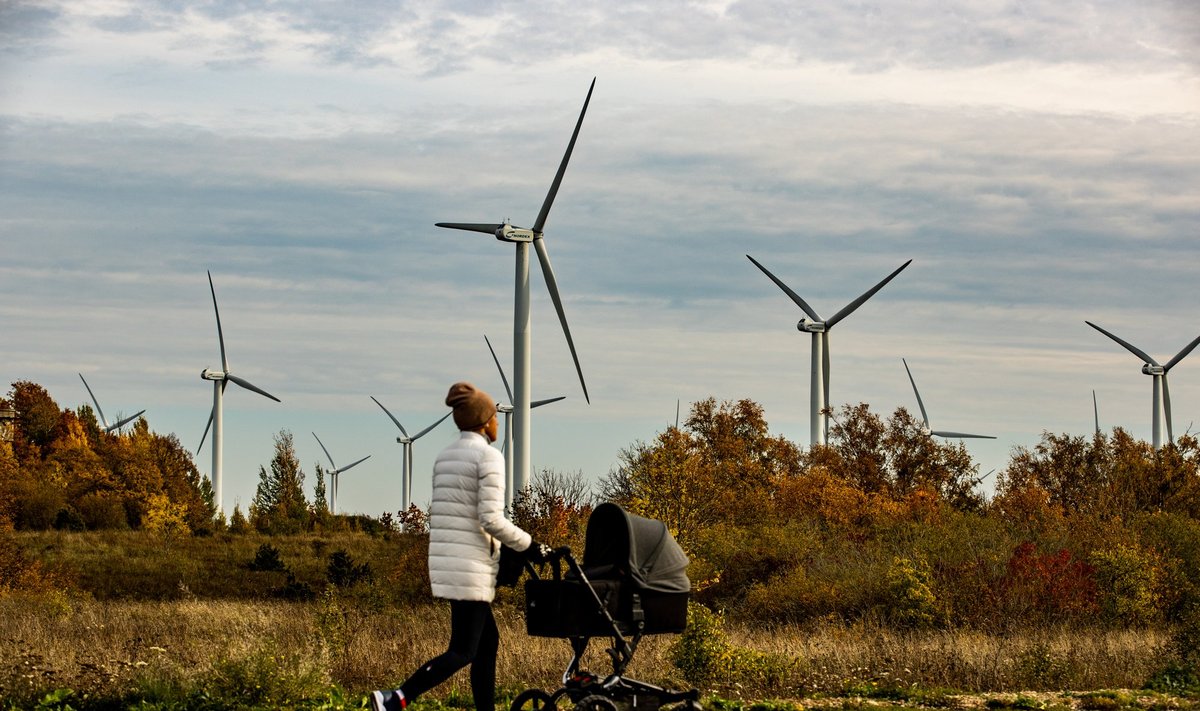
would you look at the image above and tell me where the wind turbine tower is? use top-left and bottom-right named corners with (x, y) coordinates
top-left (371, 397), bottom-right (452, 515)
top-left (1085, 321), bottom-right (1200, 449)
top-left (484, 334), bottom-right (565, 508)
top-left (312, 432), bottom-right (370, 515)
top-left (79, 373), bottom-right (145, 433)
top-left (436, 79), bottom-right (594, 495)
top-left (196, 271), bottom-right (281, 518)
top-left (747, 255), bottom-right (911, 446)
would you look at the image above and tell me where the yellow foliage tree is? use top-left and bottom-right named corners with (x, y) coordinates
top-left (142, 492), bottom-right (191, 544)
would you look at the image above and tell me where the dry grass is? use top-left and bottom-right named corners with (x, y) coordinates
top-left (0, 593), bottom-right (1178, 708)
top-left (725, 620), bottom-right (1175, 693)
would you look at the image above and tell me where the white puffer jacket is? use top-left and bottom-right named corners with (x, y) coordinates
top-left (427, 431), bottom-right (533, 601)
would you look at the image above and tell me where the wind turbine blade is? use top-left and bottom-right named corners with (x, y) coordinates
top-left (1085, 321), bottom-right (1159, 366)
top-left (226, 374), bottom-right (281, 402)
top-left (902, 358), bottom-right (932, 428)
top-left (531, 396), bottom-right (566, 408)
top-left (931, 430), bottom-right (997, 440)
top-left (412, 410), bottom-right (453, 441)
top-left (533, 237), bottom-right (590, 403)
top-left (745, 254), bottom-right (821, 321)
top-left (532, 77), bottom-right (595, 235)
top-left (196, 409), bottom-right (214, 454)
top-left (313, 432), bottom-right (337, 470)
top-left (484, 334), bottom-right (515, 404)
top-left (1165, 331), bottom-right (1200, 371)
top-left (208, 271), bottom-right (229, 373)
top-left (1093, 390), bottom-right (1100, 435)
top-left (107, 410), bottom-right (146, 432)
top-left (435, 222), bottom-right (505, 235)
top-left (1164, 375), bottom-right (1174, 443)
top-left (370, 396), bottom-right (410, 439)
top-left (337, 454), bottom-right (371, 474)
top-left (826, 259), bottom-right (912, 329)
top-left (79, 373), bottom-right (108, 428)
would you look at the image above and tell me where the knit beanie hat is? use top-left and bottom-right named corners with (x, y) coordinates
top-left (445, 381), bottom-right (497, 431)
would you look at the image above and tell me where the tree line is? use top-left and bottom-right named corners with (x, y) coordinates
top-left (5, 379), bottom-right (1200, 635)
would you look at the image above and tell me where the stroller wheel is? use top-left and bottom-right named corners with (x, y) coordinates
top-left (511, 689), bottom-right (556, 711)
top-left (573, 694), bottom-right (619, 711)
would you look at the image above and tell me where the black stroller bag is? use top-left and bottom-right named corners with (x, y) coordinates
top-left (524, 503), bottom-right (690, 638)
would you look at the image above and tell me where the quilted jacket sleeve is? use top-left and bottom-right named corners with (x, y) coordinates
top-left (476, 444), bottom-right (532, 552)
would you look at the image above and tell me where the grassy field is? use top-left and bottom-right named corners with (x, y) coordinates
top-left (1, 593), bottom-right (1192, 710)
top-left (3, 530), bottom-right (1198, 710)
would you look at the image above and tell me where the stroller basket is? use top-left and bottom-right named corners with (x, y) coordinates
top-left (524, 502), bottom-right (690, 638)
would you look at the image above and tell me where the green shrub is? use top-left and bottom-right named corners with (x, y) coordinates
top-left (1143, 661), bottom-right (1200, 695)
top-left (249, 543), bottom-right (287, 572)
top-left (1090, 543), bottom-right (1162, 626)
top-left (671, 602), bottom-right (737, 686)
top-left (327, 550), bottom-right (372, 588)
top-left (669, 602), bottom-right (795, 691)
top-left (883, 556), bottom-right (941, 629)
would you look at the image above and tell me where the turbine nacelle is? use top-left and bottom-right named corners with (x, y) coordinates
top-left (797, 319), bottom-right (827, 333)
top-left (200, 368), bottom-right (225, 381)
top-left (496, 221), bottom-right (535, 243)
top-left (1142, 364), bottom-right (1166, 376)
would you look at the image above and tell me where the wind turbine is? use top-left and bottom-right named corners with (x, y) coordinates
top-left (902, 358), bottom-right (996, 440)
top-left (746, 255), bottom-right (912, 446)
top-left (370, 397), bottom-right (452, 515)
top-left (436, 78), bottom-right (594, 497)
top-left (195, 271), bottom-right (281, 518)
top-left (484, 334), bottom-right (565, 508)
top-left (78, 373), bottom-right (145, 433)
top-left (1093, 390), bottom-right (1101, 436)
top-left (312, 432), bottom-right (370, 515)
top-left (1085, 321), bottom-right (1200, 449)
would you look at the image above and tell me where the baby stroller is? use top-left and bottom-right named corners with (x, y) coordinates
top-left (513, 503), bottom-right (701, 711)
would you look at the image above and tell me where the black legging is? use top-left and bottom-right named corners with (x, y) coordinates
top-left (400, 600), bottom-right (500, 711)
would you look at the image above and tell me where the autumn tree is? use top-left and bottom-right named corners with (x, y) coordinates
top-left (821, 403), bottom-right (985, 510)
top-left (602, 398), bottom-right (802, 543)
top-left (250, 430), bottom-right (310, 534)
top-left (512, 468), bottom-right (593, 546)
top-left (998, 428), bottom-right (1200, 519)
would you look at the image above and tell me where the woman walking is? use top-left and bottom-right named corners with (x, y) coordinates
top-left (371, 381), bottom-right (551, 711)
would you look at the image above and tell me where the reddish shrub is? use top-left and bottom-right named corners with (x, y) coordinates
top-left (1000, 542), bottom-right (1098, 623)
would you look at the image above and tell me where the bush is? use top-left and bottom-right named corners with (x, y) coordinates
top-left (1090, 543), bottom-right (1162, 626)
top-left (670, 602), bottom-right (794, 691)
top-left (327, 550), bottom-right (372, 588)
top-left (883, 556), bottom-right (941, 629)
top-left (249, 543), bottom-right (287, 572)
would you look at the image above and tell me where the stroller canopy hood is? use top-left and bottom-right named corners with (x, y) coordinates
top-left (584, 502), bottom-right (691, 594)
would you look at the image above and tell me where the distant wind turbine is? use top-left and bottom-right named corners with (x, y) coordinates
top-left (195, 271), bottom-right (281, 518)
top-left (902, 359), bottom-right (996, 440)
top-left (484, 334), bottom-right (565, 508)
top-left (436, 79), bottom-right (594, 497)
top-left (312, 432), bottom-right (370, 515)
top-left (1085, 321), bottom-right (1200, 449)
top-left (370, 396), bottom-right (452, 515)
top-left (747, 255), bottom-right (912, 446)
top-left (78, 373), bottom-right (145, 433)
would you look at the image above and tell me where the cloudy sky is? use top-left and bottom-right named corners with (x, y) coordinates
top-left (2, 0), bottom-right (1198, 517)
